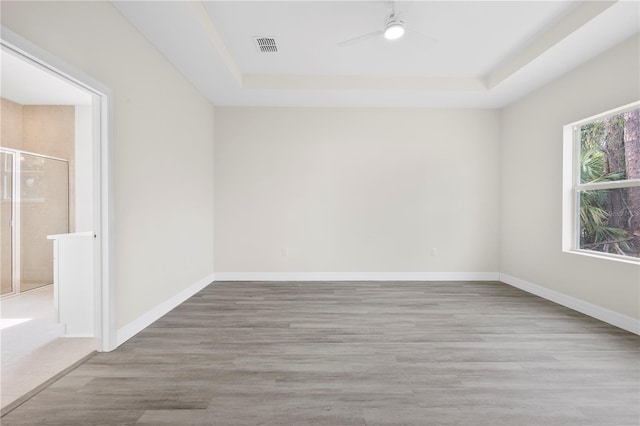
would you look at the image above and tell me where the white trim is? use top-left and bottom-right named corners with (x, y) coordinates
top-left (47, 232), bottom-right (95, 240)
top-left (187, 1), bottom-right (242, 85)
top-left (213, 272), bottom-right (500, 282)
top-left (486, 1), bottom-right (616, 89)
top-left (242, 74), bottom-right (486, 91)
top-left (97, 89), bottom-right (115, 352)
top-left (0, 28), bottom-right (111, 98)
top-left (500, 273), bottom-right (640, 335)
top-left (561, 123), bottom-right (576, 253)
top-left (567, 249), bottom-right (640, 265)
top-left (116, 273), bottom-right (215, 347)
top-left (576, 179), bottom-right (640, 192)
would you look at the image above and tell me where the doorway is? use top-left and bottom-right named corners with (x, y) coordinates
top-left (1, 28), bottom-right (113, 351)
top-left (0, 28), bottom-right (113, 413)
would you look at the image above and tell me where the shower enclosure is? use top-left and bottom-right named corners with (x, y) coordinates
top-left (0, 148), bottom-right (69, 297)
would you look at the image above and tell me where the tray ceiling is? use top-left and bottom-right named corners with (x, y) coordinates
top-left (113, 1), bottom-right (640, 108)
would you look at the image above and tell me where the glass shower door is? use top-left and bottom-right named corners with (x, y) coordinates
top-left (1, 151), bottom-right (14, 296)
top-left (20, 153), bottom-right (69, 292)
top-left (0, 150), bottom-right (69, 296)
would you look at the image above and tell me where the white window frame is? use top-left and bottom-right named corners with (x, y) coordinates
top-left (562, 101), bottom-right (640, 264)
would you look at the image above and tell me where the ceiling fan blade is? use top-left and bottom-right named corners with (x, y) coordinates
top-left (406, 28), bottom-right (437, 44)
top-left (337, 30), bottom-right (383, 47)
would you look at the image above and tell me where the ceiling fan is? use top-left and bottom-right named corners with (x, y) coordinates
top-left (337, 1), bottom-right (435, 47)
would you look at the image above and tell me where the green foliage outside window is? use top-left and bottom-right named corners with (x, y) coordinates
top-left (579, 110), bottom-right (640, 258)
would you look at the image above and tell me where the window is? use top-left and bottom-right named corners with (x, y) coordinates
top-left (563, 102), bottom-right (640, 262)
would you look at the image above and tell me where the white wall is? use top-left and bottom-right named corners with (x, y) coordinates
top-left (214, 107), bottom-right (500, 275)
top-left (1, 1), bottom-right (215, 329)
top-left (500, 35), bottom-right (640, 320)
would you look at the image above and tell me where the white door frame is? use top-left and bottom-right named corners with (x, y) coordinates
top-left (1, 27), bottom-right (116, 351)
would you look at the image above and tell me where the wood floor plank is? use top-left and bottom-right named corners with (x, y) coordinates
top-left (2, 281), bottom-right (638, 425)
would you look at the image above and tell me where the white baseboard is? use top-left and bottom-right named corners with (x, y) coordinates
top-left (116, 272), bottom-right (215, 347)
top-left (500, 273), bottom-right (639, 335)
top-left (213, 272), bottom-right (500, 282)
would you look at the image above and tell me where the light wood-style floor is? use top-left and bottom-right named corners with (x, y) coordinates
top-left (2, 281), bottom-right (639, 425)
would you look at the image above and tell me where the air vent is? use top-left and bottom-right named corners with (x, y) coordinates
top-left (253, 37), bottom-right (278, 53)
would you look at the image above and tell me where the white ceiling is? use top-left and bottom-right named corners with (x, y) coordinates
top-left (114, 0), bottom-right (640, 108)
top-left (204, 1), bottom-right (577, 77)
top-left (1, 49), bottom-right (92, 106)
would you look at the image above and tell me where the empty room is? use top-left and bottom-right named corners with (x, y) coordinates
top-left (0, 1), bottom-right (639, 425)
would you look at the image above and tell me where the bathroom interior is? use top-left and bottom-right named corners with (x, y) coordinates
top-left (0, 49), bottom-right (97, 412)
top-left (1, 102), bottom-right (74, 297)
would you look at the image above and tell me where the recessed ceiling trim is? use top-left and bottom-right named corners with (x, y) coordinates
top-left (242, 75), bottom-right (486, 92)
top-left (187, 1), bottom-right (242, 85)
top-left (114, 1), bottom-right (639, 108)
top-left (485, 1), bottom-right (616, 89)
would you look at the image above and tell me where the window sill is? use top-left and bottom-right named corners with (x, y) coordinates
top-left (565, 249), bottom-right (640, 266)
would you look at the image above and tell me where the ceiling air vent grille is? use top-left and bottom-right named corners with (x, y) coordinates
top-left (253, 37), bottom-right (278, 53)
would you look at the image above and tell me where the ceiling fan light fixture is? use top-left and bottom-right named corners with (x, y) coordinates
top-left (384, 21), bottom-right (405, 40)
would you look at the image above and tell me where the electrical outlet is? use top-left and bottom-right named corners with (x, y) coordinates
top-left (431, 248), bottom-right (438, 257)
top-left (281, 247), bottom-right (288, 257)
